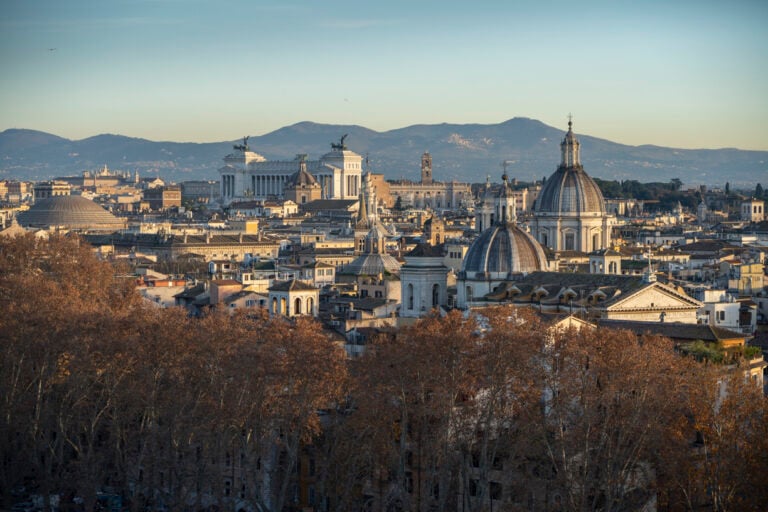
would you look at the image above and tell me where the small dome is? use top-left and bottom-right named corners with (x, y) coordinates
top-left (287, 164), bottom-right (319, 188)
top-left (340, 254), bottom-right (402, 276)
top-left (462, 223), bottom-right (548, 274)
top-left (17, 196), bottom-right (125, 231)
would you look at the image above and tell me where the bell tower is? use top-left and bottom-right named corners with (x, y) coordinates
top-left (421, 152), bottom-right (433, 185)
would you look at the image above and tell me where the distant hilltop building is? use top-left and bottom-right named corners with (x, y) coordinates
top-left (218, 135), bottom-right (362, 205)
top-left (530, 119), bottom-right (615, 252)
top-left (56, 165), bottom-right (139, 191)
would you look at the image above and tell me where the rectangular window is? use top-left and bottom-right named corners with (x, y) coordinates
top-left (490, 482), bottom-right (502, 501)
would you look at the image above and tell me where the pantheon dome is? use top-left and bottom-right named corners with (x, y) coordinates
top-left (17, 196), bottom-right (126, 231)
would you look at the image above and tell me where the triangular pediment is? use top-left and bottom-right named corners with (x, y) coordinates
top-left (605, 282), bottom-right (702, 311)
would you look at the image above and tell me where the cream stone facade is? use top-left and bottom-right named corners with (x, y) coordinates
top-left (599, 281), bottom-right (703, 323)
top-left (268, 279), bottom-right (319, 317)
top-left (400, 245), bottom-right (450, 318)
top-left (589, 248), bottom-right (622, 275)
top-left (33, 181), bottom-right (72, 200)
top-left (219, 136), bottom-right (362, 205)
top-left (741, 199), bottom-right (765, 222)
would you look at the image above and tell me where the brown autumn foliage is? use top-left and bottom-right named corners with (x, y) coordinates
top-left (347, 307), bottom-right (768, 512)
top-left (1, 234), bottom-right (766, 512)
top-left (659, 369), bottom-right (768, 512)
top-left (0, 234), bottom-right (348, 512)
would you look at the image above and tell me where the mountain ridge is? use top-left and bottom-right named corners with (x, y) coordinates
top-left (1, 118), bottom-right (764, 187)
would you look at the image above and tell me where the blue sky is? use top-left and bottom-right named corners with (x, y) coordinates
top-left (2, 0), bottom-right (767, 150)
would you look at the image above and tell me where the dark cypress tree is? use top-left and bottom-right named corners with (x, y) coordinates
top-left (756, 183), bottom-right (764, 198)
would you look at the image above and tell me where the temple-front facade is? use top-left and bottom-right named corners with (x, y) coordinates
top-left (218, 136), bottom-right (363, 205)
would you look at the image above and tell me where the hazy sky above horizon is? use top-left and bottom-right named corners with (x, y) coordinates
top-left (2, 0), bottom-right (767, 150)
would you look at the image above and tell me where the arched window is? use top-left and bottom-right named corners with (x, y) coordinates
top-left (294, 297), bottom-right (302, 315)
top-left (407, 284), bottom-right (414, 310)
top-left (280, 297), bottom-right (287, 315)
top-left (432, 283), bottom-right (440, 307)
top-left (307, 297), bottom-right (314, 315)
top-left (466, 286), bottom-right (473, 303)
top-left (592, 233), bottom-right (599, 251)
top-left (271, 297), bottom-right (277, 314)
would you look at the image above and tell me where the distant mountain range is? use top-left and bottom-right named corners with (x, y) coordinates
top-left (1, 118), bottom-right (765, 188)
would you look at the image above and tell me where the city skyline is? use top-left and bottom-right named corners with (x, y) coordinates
top-left (2, 0), bottom-right (767, 150)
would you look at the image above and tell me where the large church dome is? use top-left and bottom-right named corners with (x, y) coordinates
top-left (534, 121), bottom-right (605, 215)
top-left (462, 223), bottom-right (548, 275)
top-left (17, 196), bottom-right (126, 231)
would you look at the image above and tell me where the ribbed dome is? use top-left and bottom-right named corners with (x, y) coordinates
top-left (340, 254), bottom-right (402, 276)
top-left (462, 223), bottom-right (548, 274)
top-left (534, 166), bottom-right (605, 215)
top-left (17, 196), bottom-right (125, 231)
top-left (534, 120), bottom-right (605, 215)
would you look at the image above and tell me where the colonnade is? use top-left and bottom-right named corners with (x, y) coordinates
top-left (221, 170), bottom-right (361, 201)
